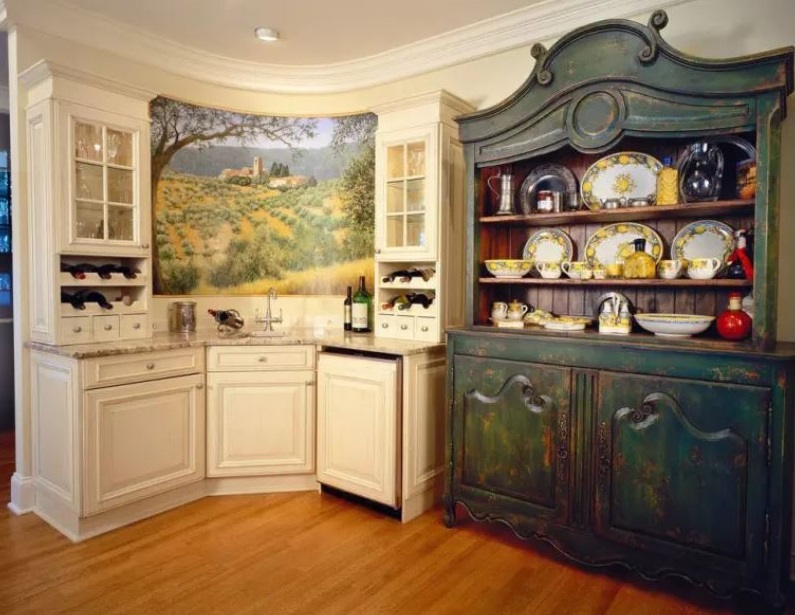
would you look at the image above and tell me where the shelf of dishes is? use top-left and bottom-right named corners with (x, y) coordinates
top-left (479, 278), bottom-right (752, 287)
top-left (478, 199), bottom-right (753, 226)
top-left (482, 139), bottom-right (756, 218)
top-left (484, 218), bottom-right (752, 282)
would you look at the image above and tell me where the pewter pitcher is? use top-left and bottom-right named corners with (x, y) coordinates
top-left (487, 172), bottom-right (515, 215)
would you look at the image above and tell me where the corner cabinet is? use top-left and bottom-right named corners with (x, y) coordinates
top-left (444, 12), bottom-right (795, 609)
top-left (21, 61), bottom-right (153, 345)
top-left (372, 91), bottom-right (472, 342)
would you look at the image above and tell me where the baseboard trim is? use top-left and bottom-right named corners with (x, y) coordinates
top-left (205, 474), bottom-right (319, 496)
top-left (8, 473), bottom-right (35, 514)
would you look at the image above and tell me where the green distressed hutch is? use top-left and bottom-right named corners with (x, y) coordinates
top-left (444, 10), bottom-right (795, 608)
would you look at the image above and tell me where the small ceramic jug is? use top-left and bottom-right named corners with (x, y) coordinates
top-left (535, 261), bottom-right (562, 279)
top-left (506, 300), bottom-right (529, 321)
top-left (561, 261), bottom-right (592, 280)
top-left (491, 301), bottom-right (508, 320)
top-left (657, 259), bottom-right (684, 279)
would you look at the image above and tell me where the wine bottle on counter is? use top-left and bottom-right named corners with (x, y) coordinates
top-left (351, 276), bottom-right (372, 333)
top-left (381, 267), bottom-right (436, 283)
top-left (343, 286), bottom-right (352, 331)
top-left (61, 291), bottom-right (87, 310)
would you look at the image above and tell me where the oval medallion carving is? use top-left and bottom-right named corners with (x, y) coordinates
top-left (568, 91), bottom-right (625, 149)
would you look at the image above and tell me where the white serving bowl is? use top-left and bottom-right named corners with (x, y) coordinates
top-left (484, 259), bottom-right (533, 279)
top-left (634, 313), bottom-right (715, 337)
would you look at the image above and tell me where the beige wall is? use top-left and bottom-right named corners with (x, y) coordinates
top-left (10, 0), bottom-right (795, 338)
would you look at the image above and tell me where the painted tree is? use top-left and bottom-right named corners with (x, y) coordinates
top-left (149, 96), bottom-right (317, 292)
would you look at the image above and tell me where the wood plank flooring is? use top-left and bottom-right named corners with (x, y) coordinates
top-left (0, 430), bottom-right (790, 614)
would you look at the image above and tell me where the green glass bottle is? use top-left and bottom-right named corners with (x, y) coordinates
top-left (351, 275), bottom-right (372, 333)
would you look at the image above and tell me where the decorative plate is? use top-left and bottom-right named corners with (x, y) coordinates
top-left (580, 152), bottom-right (663, 211)
top-left (671, 220), bottom-right (735, 263)
top-left (519, 163), bottom-right (579, 214)
top-left (584, 222), bottom-right (664, 267)
top-left (522, 228), bottom-right (574, 263)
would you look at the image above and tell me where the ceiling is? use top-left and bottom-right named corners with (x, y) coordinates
top-left (54, 0), bottom-right (544, 66)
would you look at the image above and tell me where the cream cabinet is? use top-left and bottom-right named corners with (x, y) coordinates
top-left (21, 60), bottom-right (153, 346)
top-left (316, 347), bottom-right (446, 520)
top-left (372, 91), bottom-right (472, 342)
top-left (316, 352), bottom-right (399, 506)
top-left (206, 346), bottom-right (315, 478)
top-left (29, 347), bottom-right (206, 541)
top-left (83, 373), bottom-right (204, 515)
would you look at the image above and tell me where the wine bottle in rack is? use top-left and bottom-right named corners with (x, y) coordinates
top-left (381, 295), bottom-right (411, 311)
top-left (381, 267), bottom-right (436, 283)
top-left (61, 291), bottom-right (86, 310)
top-left (74, 290), bottom-right (113, 310)
top-left (407, 291), bottom-right (435, 308)
top-left (96, 264), bottom-right (116, 279)
top-left (60, 262), bottom-right (99, 279)
top-left (115, 265), bottom-right (140, 279)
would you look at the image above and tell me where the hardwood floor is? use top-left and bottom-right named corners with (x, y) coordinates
top-left (0, 430), bottom-right (790, 614)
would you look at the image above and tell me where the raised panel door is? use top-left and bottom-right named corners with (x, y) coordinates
top-left (449, 355), bottom-right (572, 524)
top-left (83, 373), bottom-right (205, 515)
top-left (206, 371), bottom-right (315, 477)
top-left (594, 371), bottom-right (770, 583)
top-left (316, 353), bottom-right (399, 507)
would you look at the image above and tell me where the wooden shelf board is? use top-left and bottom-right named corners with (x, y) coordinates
top-left (479, 199), bottom-right (754, 226)
top-left (60, 272), bottom-right (147, 287)
top-left (478, 277), bottom-right (753, 287)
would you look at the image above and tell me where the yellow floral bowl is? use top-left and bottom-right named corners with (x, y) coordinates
top-left (485, 259), bottom-right (533, 279)
top-left (634, 313), bottom-right (715, 337)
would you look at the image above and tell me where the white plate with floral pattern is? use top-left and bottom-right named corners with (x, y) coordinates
top-left (522, 228), bottom-right (574, 263)
top-left (580, 152), bottom-right (662, 211)
top-left (671, 220), bottom-right (735, 263)
top-left (584, 222), bottom-right (664, 267)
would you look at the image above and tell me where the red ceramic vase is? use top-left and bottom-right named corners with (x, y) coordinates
top-left (716, 292), bottom-right (752, 340)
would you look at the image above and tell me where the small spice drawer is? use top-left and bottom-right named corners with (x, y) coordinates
top-left (207, 345), bottom-right (315, 372)
top-left (121, 314), bottom-right (149, 339)
top-left (82, 347), bottom-right (205, 389)
top-left (92, 315), bottom-right (120, 343)
top-left (61, 316), bottom-right (92, 344)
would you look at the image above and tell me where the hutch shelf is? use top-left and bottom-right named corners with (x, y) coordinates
top-left (444, 10), bottom-right (794, 609)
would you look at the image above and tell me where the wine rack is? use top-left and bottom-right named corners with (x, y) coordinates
top-left (59, 255), bottom-right (149, 344)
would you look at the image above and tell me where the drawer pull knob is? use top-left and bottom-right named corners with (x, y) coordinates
top-left (381, 323), bottom-right (388, 329)
top-left (421, 326), bottom-right (429, 332)
top-left (146, 363), bottom-right (155, 370)
top-left (142, 242), bottom-right (150, 249)
top-left (400, 325), bottom-right (408, 330)
top-left (72, 326), bottom-right (82, 333)
top-left (132, 323), bottom-right (141, 330)
top-left (196, 383), bottom-right (203, 390)
top-left (104, 324), bottom-right (113, 331)
top-left (258, 356), bottom-right (268, 362)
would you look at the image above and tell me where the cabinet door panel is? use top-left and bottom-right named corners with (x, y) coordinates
top-left (83, 373), bottom-right (205, 515)
top-left (452, 355), bottom-right (571, 522)
top-left (595, 372), bottom-right (770, 574)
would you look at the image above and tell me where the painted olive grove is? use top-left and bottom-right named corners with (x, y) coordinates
top-left (150, 96), bottom-right (376, 295)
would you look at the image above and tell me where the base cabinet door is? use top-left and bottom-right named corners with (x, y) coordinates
top-left (594, 371), bottom-right (771, 588)
top-left (317, 353), bottom-right (399, 507)
top-left (206, 371), bottom-right (315, 477)
top-left (450, 355), bottom-right (572, 525)
top-left (83, 373), bottom-right (205, 515)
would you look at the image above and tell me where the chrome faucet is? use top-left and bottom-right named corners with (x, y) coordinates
top-left (257, 287), bottom-right (283, 331)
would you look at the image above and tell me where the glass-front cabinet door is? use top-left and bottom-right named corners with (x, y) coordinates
top-left (65, 108), bottom-right (146, 255)
top-left (375, 130), bottom-right (437, 260)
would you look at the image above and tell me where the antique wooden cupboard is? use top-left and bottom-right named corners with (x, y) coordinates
top-left (444, 11), bottom-right (795, 608)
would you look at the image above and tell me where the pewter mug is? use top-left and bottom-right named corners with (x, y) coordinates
top-left (487, 172), bottom-right (515, 215)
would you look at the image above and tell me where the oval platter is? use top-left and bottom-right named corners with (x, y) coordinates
top-left (671, 220), bottom-right (735, 263)
top-left (584, 222), bottom-right (663, 267)
top-left (580, 151), bottom-right (662, 211)
top-left (522, 228), bottom-right (574, 263)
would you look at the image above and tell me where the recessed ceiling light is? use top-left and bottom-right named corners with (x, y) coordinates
top-left (254, 27), bottom-right (280, 42)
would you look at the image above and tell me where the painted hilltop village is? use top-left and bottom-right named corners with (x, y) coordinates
top-left (218, 156), bottom-right (313, 189)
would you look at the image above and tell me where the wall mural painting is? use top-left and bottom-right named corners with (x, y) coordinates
top-left (150, 96), bottom-right (376, 295)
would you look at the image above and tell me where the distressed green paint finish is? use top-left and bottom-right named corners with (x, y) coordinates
top-left (452, 354), bottom-right (571, 523)
top-left (595, 372), bottom-right (770, 577)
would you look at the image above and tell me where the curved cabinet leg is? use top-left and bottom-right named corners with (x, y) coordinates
top-left (443, 495), bottom-right (456, 527)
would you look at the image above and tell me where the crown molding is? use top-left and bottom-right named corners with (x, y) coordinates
top-left (18, 59), bottom-right (156, 101)
top-left (7, 0), bottom-right (689, 95)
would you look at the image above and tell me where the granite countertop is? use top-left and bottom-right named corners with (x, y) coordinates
top-left (26, 328), bottom-right (445, 359)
